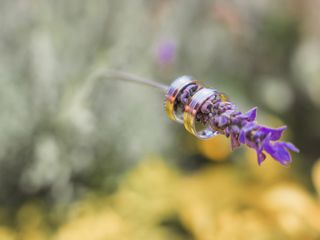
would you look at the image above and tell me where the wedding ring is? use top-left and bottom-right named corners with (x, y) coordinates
top-left (184, 88), bottom-right (218, 139)
top-left (165, 76), bottom-right (200, 123)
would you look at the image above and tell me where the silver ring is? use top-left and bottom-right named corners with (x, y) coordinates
top-left (164, 76), bottom-right (200, 123)
top-left (184, 88), bottom-right (218, 139)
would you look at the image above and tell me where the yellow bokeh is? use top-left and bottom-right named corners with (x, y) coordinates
top-left (197, 135), bottom-right (232, 161)
top-left (312, 159), bottom-right (320, 197)
top-left (0, 227), bottom-right (15, 240)
top-left (2, 157), bottom-right (320, 240)
top-left (16, 203), bottom-right (48, 240)
top-left (245, 148), bottom-right (291, 182)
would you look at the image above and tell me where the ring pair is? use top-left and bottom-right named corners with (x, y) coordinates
top-left (164, 76), bottom-right (227, 139)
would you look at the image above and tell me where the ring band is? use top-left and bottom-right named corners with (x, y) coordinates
top-left (165, 76), bottom-right (200, 123)
top-left (184, 88), bottom-right (218, 139)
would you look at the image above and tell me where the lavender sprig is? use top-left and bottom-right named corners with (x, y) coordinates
top-left (180, 87), bottom-right (299, 166)
top-left (99, 70), bottom-right (299, 166)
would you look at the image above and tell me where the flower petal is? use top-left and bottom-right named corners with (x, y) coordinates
top-left (239, 130), bottom-right (246, 144)
top-left (259, 126), bottom-right (287, 141)
top-left (218, 115), bottom-right (228, 128)
top-left (257, 151), bottom-right (266, 165)
top-left (284, 142), bottom-right (299, 153)
top-left (239, 122), bottom-right (256, 144)
top-left (264, 141), bottom-right (292, 165)
top-left (241, 107), bottom-right (257, 121)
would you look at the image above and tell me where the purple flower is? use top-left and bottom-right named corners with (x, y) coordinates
top-left (236, 121), bottom-right (299, 165)
top-left (156, 40), bottom-right (176, 65)
top-left (263, 134), bottom-right (299, 165)
top-left (180, 88), bottom-right (299, 166)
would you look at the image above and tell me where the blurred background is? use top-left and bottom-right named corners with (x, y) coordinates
top-left (0, 0), bottom-right (320, 239)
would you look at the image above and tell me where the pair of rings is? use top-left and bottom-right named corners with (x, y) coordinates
top-left (165, 76), bottom-right (228, 139)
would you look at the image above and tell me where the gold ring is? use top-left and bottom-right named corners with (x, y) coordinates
top-left (184, 88), bottom-right (218, 139)
top-left (164, 76), bottom-right (200, 123)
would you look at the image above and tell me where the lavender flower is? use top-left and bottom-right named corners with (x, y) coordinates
top-left (180, 88), bottom-right (299, 166)
top-left (156, 40), bottom-right (176, 66)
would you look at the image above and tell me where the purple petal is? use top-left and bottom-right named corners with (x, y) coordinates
top-left (257, 151), bottom-right (266, 165)
top-left (259, 126), bottom-right (287, 141)
top-left (262, 132), bottom-right (271, 145)
top-left (239, 122), bottom-right (256, 144)
top-left (241, 122), bottom-right (256, 132)
top-left (241, 107), bottom-right (257, 121)
top-left (264, 141), bottom-right (292, 165)
top-left (239, 130), bottom-right (246, 144)
top-left (218, 116), bottom-right (228, 127)
top-left (283, 142), bottom-right (299, 153)
top-left (263, 136), bottom-right (274, 155)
